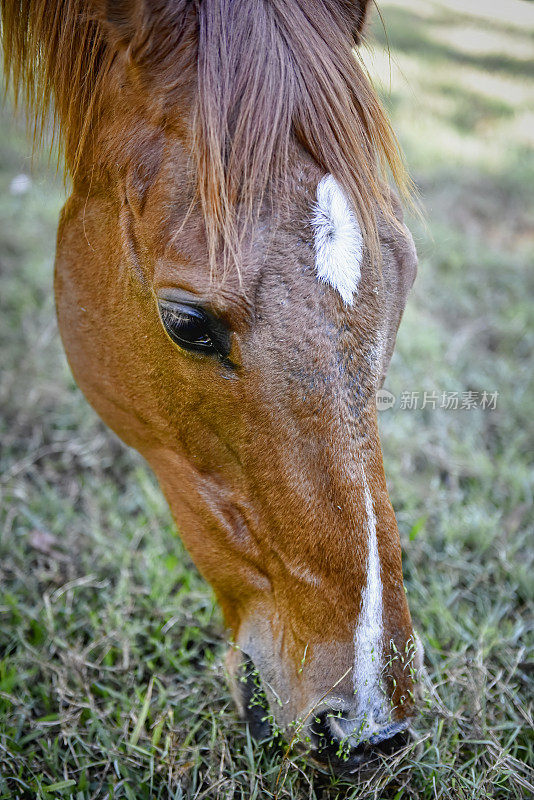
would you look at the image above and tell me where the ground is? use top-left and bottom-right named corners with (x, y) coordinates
top-left (0, 1), bottom-right (532, 798)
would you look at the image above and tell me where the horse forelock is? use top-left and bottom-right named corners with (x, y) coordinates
top-left (1, 0), bottom-right (412, 271)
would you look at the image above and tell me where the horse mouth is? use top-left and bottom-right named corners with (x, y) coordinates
top-left (308, 711), bottom-right (413, 775)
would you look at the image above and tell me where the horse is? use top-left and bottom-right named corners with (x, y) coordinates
top-left (1, 0), bottom-right (423, 772)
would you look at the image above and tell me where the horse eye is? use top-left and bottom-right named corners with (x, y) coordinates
top-left (158, 301), bottom-right (231, 359)
top-left (159, 303), bottom-right (215, 353)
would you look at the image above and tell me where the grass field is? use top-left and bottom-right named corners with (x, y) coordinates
top-left (0, 1), bottom-right (533, 798)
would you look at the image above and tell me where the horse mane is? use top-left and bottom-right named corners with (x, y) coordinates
top-left (1, 0), bottom-right (411, 269)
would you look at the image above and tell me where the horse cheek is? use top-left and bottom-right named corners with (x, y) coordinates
top-left (54, 194), bottom-right (162, 452)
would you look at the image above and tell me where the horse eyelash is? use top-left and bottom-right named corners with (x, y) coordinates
top-left (160, 308), bottom-right (192, 329)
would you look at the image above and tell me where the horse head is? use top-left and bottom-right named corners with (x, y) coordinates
top-left (2, 0), bottom-right (422, 770)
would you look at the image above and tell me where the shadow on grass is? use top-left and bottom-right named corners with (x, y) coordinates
top-left (372, 7), bottom-right (534, 80)
top-left (381, 82), bottom-right (515, 138)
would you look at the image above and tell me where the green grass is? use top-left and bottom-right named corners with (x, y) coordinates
top-left (1, 1), bottom-right (533, 797)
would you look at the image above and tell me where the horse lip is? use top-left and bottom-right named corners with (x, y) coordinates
top-left (366, 718), bottom-right (411, 745)
top-left (308, 720), bottom-right (416, 776)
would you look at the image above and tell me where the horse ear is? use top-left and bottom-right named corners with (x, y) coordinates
top-left (332, 0), bottom-right (373, 44)
top-left (92, 1), bottom-right (191, 65)
top-left (91, 0), bottom-right (146, 48)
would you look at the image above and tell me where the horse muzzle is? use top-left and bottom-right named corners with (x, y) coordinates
top-left (227, 645), bottom-right (422, 774)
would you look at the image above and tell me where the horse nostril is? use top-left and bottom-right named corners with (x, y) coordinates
top-left (311, 711), bottom-right (365, 764)
top-left (311, 711), bottom-right (343, 748)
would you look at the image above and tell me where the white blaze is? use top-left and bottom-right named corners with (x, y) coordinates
top-left (353, 464), bottom-right (385, 729)
top-left (312, 174), bottom-right (363, 305)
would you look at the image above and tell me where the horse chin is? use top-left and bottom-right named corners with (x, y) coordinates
top-left (225, 649), bottom-right (273, 740)
top-left (225, 635), bottom-right (288, 737)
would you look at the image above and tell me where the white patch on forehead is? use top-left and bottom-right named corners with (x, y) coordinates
top-left (312, 174), bottom-right (363, 305)
top-left (352, 464), bottom-right (386, 734)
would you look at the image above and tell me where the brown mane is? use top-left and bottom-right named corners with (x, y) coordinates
top-left (1, 0), bottom-right (411, 268)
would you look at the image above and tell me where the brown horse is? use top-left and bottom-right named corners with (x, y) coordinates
top-left (2, 0), bottom-right (422, 771)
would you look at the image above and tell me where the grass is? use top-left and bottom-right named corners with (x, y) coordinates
top-left (0, 0), bottom-right (533, 797)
